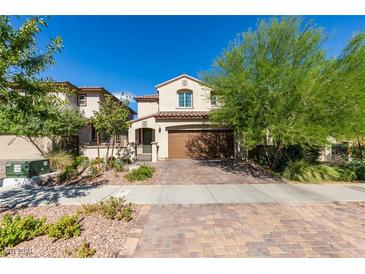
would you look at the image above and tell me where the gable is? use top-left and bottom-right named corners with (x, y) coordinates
top-left (155, 74), bottom-right (206, 89)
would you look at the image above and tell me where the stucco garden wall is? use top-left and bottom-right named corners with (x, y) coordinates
top-left (0, 135), bottom-right (51, 160)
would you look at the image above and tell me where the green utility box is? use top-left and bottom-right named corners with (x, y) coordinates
top-left (6, 159), bottom-right (50, 178)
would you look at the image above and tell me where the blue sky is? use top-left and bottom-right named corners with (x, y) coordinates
top-left (13, 16), bottom-right (365, 111)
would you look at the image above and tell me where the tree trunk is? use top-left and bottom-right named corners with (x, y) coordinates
top-left (25, 136), bottom-right (46, 157)
top-left (264, 145), bottom-right (272, 168)
top-left (96, 132), bottom-right (100, 159)
top-left (357, 137), bottom-right (363, 161)
top-left (110, 135), bottom-right (116, 168)
top-left (111, 135), bottom-right (116, 158)
top-left (105, 137), bottom-right (110, 171)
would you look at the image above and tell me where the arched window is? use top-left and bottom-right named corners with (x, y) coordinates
top-left (177, 90), bottom-right (192, 108)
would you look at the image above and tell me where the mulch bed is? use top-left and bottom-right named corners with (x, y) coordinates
top-left (1, 205), bottom-right (141, 258)
top-left (36, 164), bottom-right (160, 186)
top-left (91, 166), bottom-right (160, 185)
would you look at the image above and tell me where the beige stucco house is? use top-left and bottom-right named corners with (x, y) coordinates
top-left (0, 82), bottom-right (136, 160)
top-left (129, 74), bottom-right (236, 161)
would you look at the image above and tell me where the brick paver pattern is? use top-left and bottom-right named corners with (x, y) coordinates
top-left (124, 202), bottom-right (365, 257)
top-left (152, 159), bottom-right (284, 184)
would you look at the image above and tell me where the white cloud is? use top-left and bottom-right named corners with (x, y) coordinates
top-left (112, 91), bottom-right (137, 103)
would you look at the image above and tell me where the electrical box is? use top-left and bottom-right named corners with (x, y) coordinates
top-left (6, 159), bottom-right (50, 178)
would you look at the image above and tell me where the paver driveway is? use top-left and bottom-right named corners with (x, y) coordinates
top-left (153, 159), bottom-right (284, 184)
top-left (124, 202), bottom-right (365, 257)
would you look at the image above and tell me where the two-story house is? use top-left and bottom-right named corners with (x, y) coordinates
top-left (0, 81), bottom-right (136, 160)
top-left (129, 74), bottom-right (235, 161)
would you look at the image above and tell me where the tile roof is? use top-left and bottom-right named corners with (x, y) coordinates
top-left (155, 111), bottom-right (209, 120)
top-left (134, 94), bottom-right (159, 101)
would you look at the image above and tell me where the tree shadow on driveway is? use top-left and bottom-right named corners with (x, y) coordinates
top-left (196, 159), bottom-right (285, 183)
top-left (0, 184), bottom-right (101, 209)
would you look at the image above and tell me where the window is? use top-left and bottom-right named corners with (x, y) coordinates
top-left (178, 91), bottom-right (192, 108)
top-left (77, 94), bottom-right (87, 106)
top-left (210, 92), bottom-right (217, 106)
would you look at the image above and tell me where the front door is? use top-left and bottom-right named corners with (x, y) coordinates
top-left (142, 128), bottom-right (153, 153)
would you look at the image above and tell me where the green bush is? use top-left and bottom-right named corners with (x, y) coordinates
top-left (249, 144), bottom-right (323, 172)
top-left (65, 239), bottom-right (96, 258)
top-left (73, 156), bottom-right (90, 168)
top-left (59, 165), bottom-right (78, 182)
top-left (340, 161), bottom-right (365, 180)
top-left (77, 240), bottom-right (96, 258)
top-left (46, 214), bottom-right (81, 239)
top-left (122, 157), bottom-right (132, 165)
top-left (113, 160), bottom-right (124, 172)
top-left (90, 157), bottom-right (104, 165)
top-left (90, 166), bottom-right (101, 179)
top-left (337, 168), bottom-right (357, 182)
top-left (99, 197), bottom-right (133, 221)
top-left (282, 160), bottom-right (340, 183)
top-left (0, 215), bottom-right (46, 256)
top-left (125, 165), bottom-right (155, 182)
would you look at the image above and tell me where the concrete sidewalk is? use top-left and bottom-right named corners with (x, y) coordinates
top-left (1, 183), bottom-right (365, 208)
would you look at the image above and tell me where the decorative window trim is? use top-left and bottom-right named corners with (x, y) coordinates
top-left (77, 94), bottom-right (87, 106)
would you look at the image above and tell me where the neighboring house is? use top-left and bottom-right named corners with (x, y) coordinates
top-left (129, 74), bottom-right (237, 161)
top-left (0, 81), bottom-right (136, 160)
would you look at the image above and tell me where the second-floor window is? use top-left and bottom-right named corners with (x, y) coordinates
top-left (210, 92), bottom-right (217, 106)
top-left (77, 94), bottom-right (87, 106)
top-left (178, 90), bottom-right (192, 108)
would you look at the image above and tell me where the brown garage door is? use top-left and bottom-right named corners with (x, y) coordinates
top-left (168, 130), bottom-right (234, 159)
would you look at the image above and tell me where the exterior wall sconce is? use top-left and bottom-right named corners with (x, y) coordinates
top-left (158, 127), bottom-right (161, 133)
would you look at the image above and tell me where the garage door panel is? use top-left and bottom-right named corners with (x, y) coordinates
top-left (168, 130), bottom-right (234, 159)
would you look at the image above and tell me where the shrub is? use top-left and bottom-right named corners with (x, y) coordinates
top-left (337, 168), bottom-right (357, 182)
top-left (59, 165), bottom-right (78, 182)
top-left (99, 197), bottom-right (133, 221)
top-left (125, 165), bottom-right (155, 182)
top-left (282, 160), bottom-right (340, 183)
top-left (107, 157), bottom-right (116, 166)
top-left (0, 215), bottom-right (46, 256)
top-left (65, 240), bottom-right (96, 258)
top-left (78, 240), bottom-right (96, 258)
top-left (47, 151), bottom-right (74, 171)
top-left (340, 161), bottom-right (365, 180)
top-left (113, 160), bottom-right (124, 172)
top-left (45, 214), bottom-right (81, 239)
top-left (90, 157), bottom-right (104, 165)
top-left (77, 204), bottom-right (101, 216)
top-left (249, 144), bottom-right (323, 172)
top-left (73, 156), bottom-right (90, 168)
top-left (122, 157), bottom-right (132, 165)
top-left (90, 166), bottom-right (101, 179)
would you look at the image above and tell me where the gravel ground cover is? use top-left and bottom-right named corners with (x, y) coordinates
top-left (1, 204), bottom-right (141, 258)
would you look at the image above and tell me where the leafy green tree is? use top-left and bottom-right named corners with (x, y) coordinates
top-left (204, 16), bottom-right (365, 167)
top-left (0, 16), bottom-right (87, 156)
top-left (91, 94), bottom-right (131, 166)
